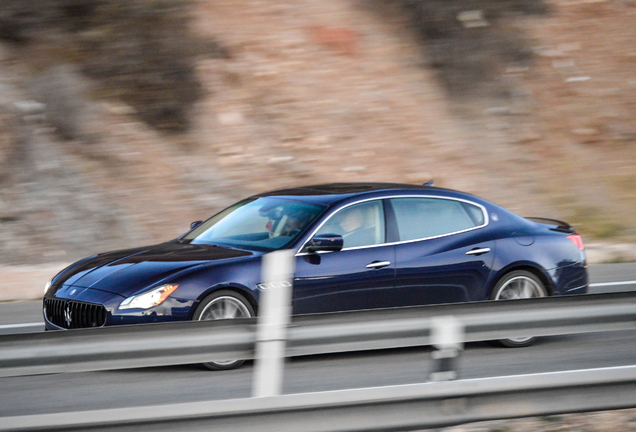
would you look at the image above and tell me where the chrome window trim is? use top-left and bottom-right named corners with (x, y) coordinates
top-left (295, 195), bottom-right (489, 256)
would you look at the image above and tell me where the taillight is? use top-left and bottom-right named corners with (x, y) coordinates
top-left (567, 234), bottom-right (585, 250)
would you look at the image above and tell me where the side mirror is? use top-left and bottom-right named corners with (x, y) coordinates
top-left (190, 221), bottom-right (203, 230)
top-left (306, 234), bottom-right (343, 253)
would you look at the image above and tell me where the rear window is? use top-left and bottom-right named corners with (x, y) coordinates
top-left (390, 198), bottom-right (484, 241)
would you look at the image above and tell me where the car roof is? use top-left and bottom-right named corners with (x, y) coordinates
top-left (251, 182), bottom-right (475, 206)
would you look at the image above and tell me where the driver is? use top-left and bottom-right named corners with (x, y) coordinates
top-left (266, 208), bottom-right (312, 238)
top-left (279, 209), bottom-right (312, 237)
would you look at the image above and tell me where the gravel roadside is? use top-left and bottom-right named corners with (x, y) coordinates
top-left (444, 408), bottom-right (636, 432)
top-left (0, 262), bottom-right (70, 302)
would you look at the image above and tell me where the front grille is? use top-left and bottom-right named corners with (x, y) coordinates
top-left (44, 298), bottom-right (107, 329)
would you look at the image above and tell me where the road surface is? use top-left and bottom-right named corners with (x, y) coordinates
top-left (0, 263), bottom-right (634, 417)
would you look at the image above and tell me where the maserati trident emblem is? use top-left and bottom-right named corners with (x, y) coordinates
top-left (64, 305), bottom-right (72, 327)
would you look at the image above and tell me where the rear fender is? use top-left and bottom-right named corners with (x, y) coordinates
top-left (488, 262), bottom-right (555, 297)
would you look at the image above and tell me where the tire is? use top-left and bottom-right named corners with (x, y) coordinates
top-left (490, 270), bottom-right (547, 348)
top-left (192, 290), bottom-right (255, 370)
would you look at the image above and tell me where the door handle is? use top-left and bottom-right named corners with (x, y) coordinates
top-left (466, 248), bottom-right (491, 256)
top-left (366, 261), bottom-right (391, 269)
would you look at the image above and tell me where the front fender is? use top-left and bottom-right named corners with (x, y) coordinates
top-left (188, 283), bottom-right (260, 320)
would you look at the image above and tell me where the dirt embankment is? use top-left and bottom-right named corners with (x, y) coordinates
top-left (0, 0), bottom-right (635, 269)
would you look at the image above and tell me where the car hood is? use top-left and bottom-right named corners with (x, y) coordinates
top-left (54, 242), bottom-right (254, 297)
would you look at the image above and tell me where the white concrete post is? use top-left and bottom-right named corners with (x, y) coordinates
top-left (429, 315), bottom-right (464, 382)
top-left (252, 250), bottom-right (295, 398)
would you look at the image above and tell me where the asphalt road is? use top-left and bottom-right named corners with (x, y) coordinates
top-left (0, 263), bottom-right (635, 417)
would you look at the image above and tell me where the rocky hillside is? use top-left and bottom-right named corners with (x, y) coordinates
top-left (0, 0), bottom-right (635, 265)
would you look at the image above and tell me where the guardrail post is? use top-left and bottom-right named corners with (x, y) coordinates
top-left (252, 250), bottom-right (295, 398)
top-left (429, 315), bottom-right (464, 382)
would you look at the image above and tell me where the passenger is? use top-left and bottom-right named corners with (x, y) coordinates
top-left (338, 206), bottom-right (375, 248)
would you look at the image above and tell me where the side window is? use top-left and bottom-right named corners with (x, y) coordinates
top-left (391, 198), bottom-right (481, 241)
top-left (314, 201), bottom-right (385, 249)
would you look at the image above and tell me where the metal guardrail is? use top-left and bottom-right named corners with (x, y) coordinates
top-left (3, 364), bottom-right (636, 432)
top-left (1, 292), bottom-right (635, 378)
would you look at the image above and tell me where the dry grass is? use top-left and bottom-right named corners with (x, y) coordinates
top-left (569, 205), bottom-right (623, 239)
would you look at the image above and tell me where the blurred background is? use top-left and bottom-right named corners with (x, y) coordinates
top-left (1, 0), bottom-right (635, 292)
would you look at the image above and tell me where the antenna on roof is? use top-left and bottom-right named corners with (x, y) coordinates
top-left (422, 179), bottom-right (435, 186)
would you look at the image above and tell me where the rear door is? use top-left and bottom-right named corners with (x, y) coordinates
top-left (388, 197), bottom-right (495, 307)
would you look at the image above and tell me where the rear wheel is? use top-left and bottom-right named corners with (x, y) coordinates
top-left (192, 290), bottom-right (255, 370)
top-left (490, 270), bottom-right (547, 347)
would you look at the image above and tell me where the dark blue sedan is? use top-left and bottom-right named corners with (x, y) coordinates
top-left (43, 183), bottom-right (588, 368)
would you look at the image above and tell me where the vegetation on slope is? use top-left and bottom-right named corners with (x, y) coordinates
top-left (0, 0), bottom-right (211, 133)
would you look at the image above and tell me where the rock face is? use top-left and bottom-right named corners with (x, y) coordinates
top-left (0, 69), bottom-right (147, 265)
top-left (0, 0), bottom-right (636, 266)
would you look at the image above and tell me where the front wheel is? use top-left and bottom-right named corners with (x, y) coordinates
top-left (192, 290), bottom-right (255, 370)
top-left (490, 270), bottom-right (547, 348)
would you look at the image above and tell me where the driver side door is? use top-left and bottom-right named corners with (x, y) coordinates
top-left (292, 200), bottom-right (396, 314)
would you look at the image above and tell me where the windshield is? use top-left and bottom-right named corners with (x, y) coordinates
top-left (181, 197), bottom-right (326, 252)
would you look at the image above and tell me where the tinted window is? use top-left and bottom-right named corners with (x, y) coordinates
top-left (314, 200), bottom-right (385, 249)
top-left (391, 198), bottom-right (481, 241)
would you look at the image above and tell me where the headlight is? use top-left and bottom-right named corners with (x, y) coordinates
top-left (44, 280), bottom-right (52, 295)
top-left (119, 284), bottom-right (179, 310)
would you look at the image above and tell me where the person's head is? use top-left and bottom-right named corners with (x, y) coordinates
top-left (340, 207), bottom-right (363, 232)
top-left (286, 214), bottom-right (305, 231)
top-left (282, 208), bottom-right (312, 236)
